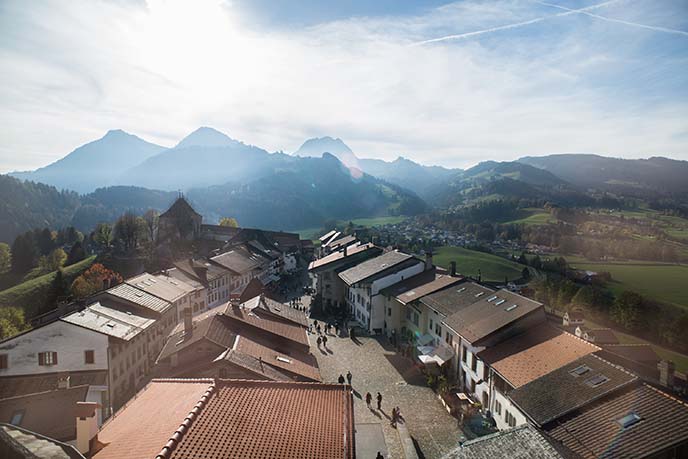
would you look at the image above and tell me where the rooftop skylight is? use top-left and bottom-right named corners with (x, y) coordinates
top-left (616, 412), bottom-right (642, 429)
top-left (569, 365), bottom-right (591, 377)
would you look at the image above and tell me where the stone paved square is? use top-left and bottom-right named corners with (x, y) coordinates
top-left (311, 328), bottom-right (462, 459)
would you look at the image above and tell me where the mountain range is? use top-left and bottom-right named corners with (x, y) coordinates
top-left (4, 127), bottom-right (687, 243)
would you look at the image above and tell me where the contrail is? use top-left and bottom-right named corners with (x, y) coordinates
top-left (410, 0), bottom-right (621, 45)
top-left (538, 1), bottom-right (688, 37)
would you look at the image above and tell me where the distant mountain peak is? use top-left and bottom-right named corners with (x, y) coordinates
top-left (293, 136), bottom-right (359, 170)
top-left (176, 126), bottom-right (240, 149)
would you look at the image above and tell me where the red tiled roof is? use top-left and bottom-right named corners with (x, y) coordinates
top-left (168, 380), bottom-right (354, 459)
top-left (94, 379), bottom-right (214, 459)
top-left (94, 379), bottom-right (354, 459)
top-left (223, 304), bottom-right (309, 347)
top-left (479, 324), bottom-right (600, 388)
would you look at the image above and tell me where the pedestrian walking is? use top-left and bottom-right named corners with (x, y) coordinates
top-left (338, 374), bottom-right (345, 384)
top-left (316, 336), bottom-right (322, 347)
top-left (376, 452), bottom-right (384, 459)
top-left (316, 324), bottom-right (321, 335)
top-left (346, 371), bottom-right (352, 385)
top-left (322, 335), bottom-right (328, 348)
top-left (376, 392), bottom-right (382, 410)
top-left (365, 392), bottom-right (372, 407)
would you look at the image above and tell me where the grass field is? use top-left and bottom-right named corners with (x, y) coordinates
top-left (293, 215), bottom-right (408, 241)
top-left (569, 261), bottom-right (688, 309)
top-left (434, 246), bottom-right (523, 282)
top-left (506, 208), bottom-right (558, 226)
top-left (0, 256), bottom-right (96, 317)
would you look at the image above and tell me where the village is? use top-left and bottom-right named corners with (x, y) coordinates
top-left (0, 197), bottom-right (687, 459)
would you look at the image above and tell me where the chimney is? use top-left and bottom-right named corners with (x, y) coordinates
top-left (450, 261), bottom-right (456, 277)
top-left (57, 374), bottom-right (70, 390)
top-left (658, 360), bottom-right (675, 388)
top-left (183, 307), bottom-right (193, 337)
top-left (425, 251), bottom-right (433, 271)
top-left (75, 401), bottom-right (100, 455)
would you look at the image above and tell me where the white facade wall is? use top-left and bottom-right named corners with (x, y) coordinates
top-left (207, 273), bottom-right (233, 308)
top-left (0, 321), bottom-right (109, 377)
top-left (351, 262), bottom-right (425, 333)
top-left (492, 388), bottom-right (528, 430)
top-left (458, 341), bottom-right (490, 405)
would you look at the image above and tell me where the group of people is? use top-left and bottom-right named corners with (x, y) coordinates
top-left (288, 297), bottom-right (308, 312)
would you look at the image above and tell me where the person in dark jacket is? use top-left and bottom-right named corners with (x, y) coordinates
top-left (338, 374), bottom-right (345, 384)
top-left (376, 392), bottom-right (382, 410)
top-left (366, 392), bottom-right (372, 407)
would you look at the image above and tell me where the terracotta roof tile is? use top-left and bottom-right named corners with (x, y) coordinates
top-left (479, 324), bottom-right (599, 388)
top-left (545, 383), bottom-right (688, 459)
top-left (93, 379), bottom-right (214, 459)
top-left (169, 380), bottom-right (354, 459)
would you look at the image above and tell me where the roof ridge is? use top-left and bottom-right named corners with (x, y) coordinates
top-left (0, 384), bottom-right (89, 402)
top-left (559, 328), bottom-right (601, 351)
top-left (642, 382), bottom-right (688, 408)
top-left (603, 343), bottom-right (652, 347)
top-left (155, 381), bottom-right (216, 459)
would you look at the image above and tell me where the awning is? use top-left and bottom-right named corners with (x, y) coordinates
top-left (417, 344), bottom-right (455, 366)
top-left (416, 333), bottom-right (434, 346)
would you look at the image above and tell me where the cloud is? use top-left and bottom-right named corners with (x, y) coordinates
top-left (0, 0), bottom-right (686, 172)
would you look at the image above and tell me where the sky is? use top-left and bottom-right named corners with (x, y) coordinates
top-left (0, 0), bottom-right (687, 172)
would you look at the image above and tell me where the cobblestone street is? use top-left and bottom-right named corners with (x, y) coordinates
top-left (311, 328), bottom-right (461, 459)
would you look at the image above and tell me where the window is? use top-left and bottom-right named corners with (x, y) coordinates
top-left (495, 400), bottom-right (502, 415)
top-left (470, 378), bottom-right (476, 393)
top-left (462, 346), bottom-right (467, 363)
top-left (585, 374), bottom-right (610, 387)
top-left (0, 354), bottom-right (8, 369)
top-left (434, 323), bottom-right (441, 335)
top-left (84, 350), bottom-right (95, 364)
top-left (445, 333), bottom-right (453, 345)
top-left (412, 312), bottom-right (419, 326)
top-left (569, 365), bottom-right (591, 377)
top-left (10, 410), bottom-right (24, 426)
top-left (505, 410), bottom-right (516, 427)
top-left (387, 308), bottom-right (392, 317)
top-left (38, 351), bottom-right (57, 366)
top-left (471, 353), bottom-right (478, 372)
top-left (429, 319), bottom-right (433, 330)
top-left (616, 412), bottom-right (642, 429)
top-left (406, 309), bottom-right (412, 320)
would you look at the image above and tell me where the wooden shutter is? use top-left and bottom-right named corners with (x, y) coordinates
top-left (52, 352), bottom-right (58, 365)
top-left (38, 352), bottom-right (45, 366)
top-left (0, 354), bottom-right (7, 369)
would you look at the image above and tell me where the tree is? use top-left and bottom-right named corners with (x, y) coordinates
top-left (71, 263), bottom-right (123, 299)
top-left (114, 212), bottom-right (145, 252)
top-left (45, 248), bottom-right (67, 271)
top-left (521, 267), bottom-right (530, 281)
top-left (11, 233), bottom-right (38, 273)
top-left (35, 228), bottom-right (56, 255)
top-left (67, 241), bottom-right (86, 265)
top-left (611, 291), bottom-right (643, 332)
top-left (0, 306), bottom-right (27, 340)
top-left (47, 268), bottom-right (71, 310)
top-left (0, 242), bottom-right (10, 274)
top-left (219, 217), bottom-right (239, 228)
top-left (531, 255), bottom-right (542, 270)
top-left (93, 223), bottom-right (114, 250)
top-left (143, 209), bottom-right (160, 243)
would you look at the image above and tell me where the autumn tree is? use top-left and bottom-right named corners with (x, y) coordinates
top-left (38, 248), bottom-right (67, 272)
top-left (71, 263), bottom-right (123, 299)
top-left (219, 217), bottom-right (239, 228)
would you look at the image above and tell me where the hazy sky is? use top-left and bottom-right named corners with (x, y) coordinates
top-left (1, 0), bottom-right (687, 172)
